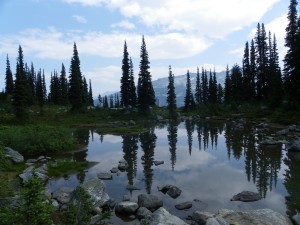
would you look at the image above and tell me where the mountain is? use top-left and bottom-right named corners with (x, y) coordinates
top-left (153, 71), bottom-right (226, 107)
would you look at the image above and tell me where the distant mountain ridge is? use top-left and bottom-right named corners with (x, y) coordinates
top-left (153, 71), bottom-right (226, 107)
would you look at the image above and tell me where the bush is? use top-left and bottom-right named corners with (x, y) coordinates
top-left (0, 125), bottom-right (78, 156)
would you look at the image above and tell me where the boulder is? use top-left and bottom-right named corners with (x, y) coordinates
top-left (19, 165), bottom-right (49, 182)
top-left (110, 167), bottom-right (119, 173)
top-left (192, 211), bottom-right (214, 225)
top-left (80, 178), bottom-right (110, 208)
top-left (175, 201), bottom-right (193, 210)
top-left (230, 191), bottom-right (261, 202)
top-left (292, 213), bottom-right (300, 225)
top-left (136, 207), bottom-right (152, 220)
top-left (287, 137), bottom-right (300, 152)
top-left (115, 201), bottom-right (139, 215)
top-left (206, 217), bottom-right (229, 225)
top-left (138, 194), bottom-right (163, 212)
top-left (2, 147), bottom-right (24, 163)
top-left (149, 207), bottom-right (187, 225)
top-left (167, 186), bottom-right (182, 199)
top-left (158, 184), bottom-right (173, 194)
top-left (118, 159), bottom-right (129, 171)
top-left (154, 160), bottom-right (164, 166)
top-left (102, 198), bottom-right (117, 210)
top-left (97, 172), bottom-right (112, 180)
top-left (52, 187), bottom-right (74, 204)
top-left (218, 209), bottom-right (292, 225)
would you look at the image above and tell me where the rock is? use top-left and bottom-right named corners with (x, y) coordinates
top-left (260, 138), bottom-right (280, 145)
top-left (158, 184), bottom-right (173, 194)
top-left (118, 159), bottom-right (129, 171)
top-left (80, 178), bottom-right (110, 208)
top-left (149, 207), bottom-right (188, 225)
top-left (115, 201), bottom-right (139, 215)
top-left (154, 160), bottom-right (164, 166)
top-left (2, 147), bottom-right (24, 163)
top-left (126, 184), bottom-right (140, 191)
top-left (97, 172), bottom-right (112, 180)
top-left (129, 120), bottom-right (136, 125)
top-left (19, 165), bottom-right (48, 182)
top-left (102, 198), bottom-right (117, 210)
top-left (206, 217), bottom-right (229, 225)
top-left (52, 187), bottom-right (74, 204)
top-left (230, 191), bottom-right (261, 202)
top-left (138, 194), bottom-right (163, 212)
top-left (175, 201), bottom-right (192, 210)
top-left (90, 214), bottom-right (102, 225)
top-left (26, 159), bottom-right (37, 163)
top-left (192, 211), bottom-right (214, 225)
top-left (167, 186), bottom-right (182, 199)
top-left (51, 199), bottom-right (60, 210)
top-left (44, 188), bottom-right (52, 199)
top-left (288, 137), bottom-right (300, 152)
top-left (123, 195), bottom-right (130, 201)
top-left (110, 167), bottom-right (119, 173)
top-left (136, 207), bottom-right (152, 220)
top-left (218, 209), bottom-right (292, 225)
top-left (292, 213), bottom-right (300, 225)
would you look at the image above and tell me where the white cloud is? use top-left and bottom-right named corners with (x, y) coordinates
top-left (73, 15), bottom-right (87, 23)
top-left (111, 20), bottom-right (135, 29)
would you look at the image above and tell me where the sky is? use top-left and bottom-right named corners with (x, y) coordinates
top-left (0, 0), bottom-right (290, 96)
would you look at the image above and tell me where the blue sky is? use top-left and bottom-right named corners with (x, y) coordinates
top-left (0, 0), bottom-right (289, 96)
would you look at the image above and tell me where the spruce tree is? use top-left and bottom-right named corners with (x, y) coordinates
top-left (59, 63), bottom-right (68, 105)
top-left (249, 39), bottom-right (257, 99)
top-left (283, 0), bottom-right (300, 104)
top-left (68, 42), bottom-right (84, 111)
top-left (195, 67), bottom-right (201, 105)
top-left (166, 65), bottom-right (177, 118)
top-left (27, 62), bottom-right (36, 105)
top-left (82, 76), bottom-right (88, 105)
top-left (129, 57), bottom-right (137, 107)
top-left (231, 64), bottom-right (243, 103)
top-left (137, 36), bottom-right (155, 111)
top-left (36, 69), bottom-right (45, 106)
top-left (13, 45), bottom-right (29, 121)
top-left (224, 65), bottom-right (232, 103)
top-left (217, 84), bottom-right (224, 104)
top-left (120, 41), bottom-right (131, 108)
top-left (184, 70), bottom-right (195, 111)
top-left (201, 68), bottom-right (208, 104)
top-left (243, 41), bottom-right (252, 101)
top-left (88, 79), bottom-right (94, 106)
top-left (5, 55), bottom-right (14, 95)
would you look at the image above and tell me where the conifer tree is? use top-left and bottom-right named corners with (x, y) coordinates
top-left (88, 79), bottom-right (94, 106)
top-left (137, 36), bottom-right (155, 111)
top-left (82, 76), bottom-right (88, 105)
top-left (5, 54), bottom-right (14, 95)
top-left (59, 63), bottom-right (68, 105)
top-left (120, 41), bottom-right (131, 108)
top-left (201, 68), bottom-right (208, 104)
top-left (27, 62), bottom-right (36, 105)
top-left (243, 41), bottom-right (252, 101)
top-left (184, 70), bottom-right (195, 111)
top-left (224, 65), bottom-right (231, 103)
top-left (36, 69), bottom-right (45, 106)
top-left (283, 0), bottom-right (300, 104)
top-left (217, 84), bottom-right (224, 104)
top-left (195, 67), bottom-right (201, 105)
top-left (42, 70), bottom-right (47, 103)
top-left (166, 65), bottom-right (177, 118)
top-left (13, 45), bottom-right (29, 120)
top-left (68, 42), bottom-right (84, 111)
top-left (129, 57), bottom-right (137, 107)
top-left (249, 39), bottom-right (257, 99)
top-left (231, 64), bottom-right (243, 103)
top-left (98, 94), bottom-right (102, 107)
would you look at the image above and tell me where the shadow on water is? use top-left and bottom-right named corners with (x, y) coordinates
top-left (48, 120), bottom-right (300, 221)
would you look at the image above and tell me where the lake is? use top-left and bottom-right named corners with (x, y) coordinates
top-left (47, 119), bottom-right (300, 223)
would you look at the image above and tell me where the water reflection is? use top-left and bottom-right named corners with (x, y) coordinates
top-left (167, 121), bottom-right (179, 171)
top-left (140, 127), bottom-right (157, 194)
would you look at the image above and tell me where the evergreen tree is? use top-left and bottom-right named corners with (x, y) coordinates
top-left (36, 69), bottom-right (45, 106)
top-left (109, 94), bottom-right (114, 108)
top-left (243, 41), bottom-right (253, 101)
top-left (27, 62), bottom-right (36, 105)
top-left (49, 71), bottom-right (60, 104)
top-left (217, 83), bottom-right (224, 104)
top-left (224, 65), bottom-right (232, 103)
top-left (98, 94), bottom-right (102, 107)
top-left (129, 57), bottom-right (137, 107)
top-left (103, 96), bottom-right (108, 109)
top-left (201, 68), bottom-right (208, 104)
top-left (137, 36), bottom-right (155, 111)
top-left (184, 70), bottom-right (195, 111)
top-left (114, 93), bottom-right (120, 108)
top-left (283, 0), bottom-right (300, 104)
top-left (249, 39), bottom-right (257, 99)
top-left (88, 79), bottom-right (94, 106)
top-left (5, 55), bottom-right (14, 95)
top-left (195, 67), bottom-right (201, 105)
top-left (82, 76), bottom-right (88, 105)
top-left (68, 42), bottom-right (84, 111)
top-left (208, 70), bottom-right (214, 103)
top-left (59, 63), bottom-right (68, 105)
top-left (120, 41), bottom-right (131, 108)
top-left (231, 64), bottom-right (243, 103)
top-left (166, 65), bottom-right (177, 118)
top-left (42, 70), bottom-right (47, 103)
top-left (13, 45), bottom-right (29, 121)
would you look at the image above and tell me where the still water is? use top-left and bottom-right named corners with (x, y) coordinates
top-left (48, 120), bottom-right (300, 223)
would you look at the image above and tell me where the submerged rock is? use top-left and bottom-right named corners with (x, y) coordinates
top-left (115, 201), bottom-right (139, 215)
top-left (97, 172), bottom-right (112, 180)
top-left (230, 191), bottom-right (261, 202)
top-left (175, 201), bottom-right (193, 210)
top-left (153, 160), bottom-right (164, 166)
top-left (192, 211), bottom-right (214, 225)
top-left (167, 186), bottom-right (182, 199)
top-left (138, 194), bottom-right (163, 212)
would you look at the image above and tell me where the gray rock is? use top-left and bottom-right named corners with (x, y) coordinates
top-left (19, 165), bottom-right (49, 182)
top-left (206, 217), bottom-right (229, 225)
top-left (218, 209), bottom-right (292, 225)
top-left (149, 207), bottom-right (188, 225)
top-left (154, 160), bottom-right (164, 166)
top-left (288, 137), bottom-right (300, 152)
top-left (158, 184), bottom-right (173, 194)
top-left (138, 194), bottom-right (163, 212)
top-left (167, 186), bottom-right (182, 199)
top-left (260, 138), bottom-right (280, 145)
top-left (102, 198), bottom-right (117, 210)
top-left (43, 188), bottom-right (52, 199)
top-left (118, 159), bottom-right (129, 171)
top-left (110, 167), bottom-right (119, 173)
top-left (51, 199), bottom-right (60, 210)
top-left (90, 214), bottom-right (102, 225)
top-left (115, 201), bottom-right (139, 215)
top-left (80, 178), bottom-right (110, 208)
top-left (126, 184), bottom-right (140, 191)
top-left (2, 147), bottom-right (24, 163)
top-left (26, 159), bottom-right (37, 163)
top-left (192, 211), bottom-right (214, 225)
top-left (175, 201), bottom-right (193, 210)
top-left (52, 187), bottom-right (74, 204)
top-left (136, 207), bottom-right (152, 220)
top-left (292, 213), bottom-right (300, 225)
top-left (97, 172), bottom-right (112, 180)
top-left (230, 191), bottom-right (261, 202)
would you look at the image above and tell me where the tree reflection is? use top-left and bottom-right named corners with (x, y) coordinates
top-left (122, 134), bottom-right (138, 187)
top-left (185, 119), bottom-right (194, 155)
top-left (167, 121), bottom-right (179, 171)
top-left (284, 151), bottom-right (300, 217)
top-left (140, 128), bottom-right (157, 194)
